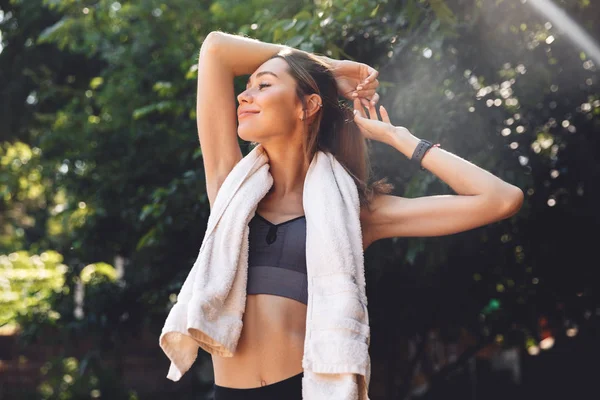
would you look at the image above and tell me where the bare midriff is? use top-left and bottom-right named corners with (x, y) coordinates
top-left (211, 293), bottom-right (307, 388)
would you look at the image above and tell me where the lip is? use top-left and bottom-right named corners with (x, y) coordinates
top-left (238, 109), bottom-right (260, 119)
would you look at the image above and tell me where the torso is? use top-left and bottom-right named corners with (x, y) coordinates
top-left (211, 293), bottom-right (307, 388)
top-left (211, 197), bottom-right (372, 388)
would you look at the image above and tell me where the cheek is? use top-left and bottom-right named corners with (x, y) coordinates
top-left (261, 91), bottom-right (299, 125)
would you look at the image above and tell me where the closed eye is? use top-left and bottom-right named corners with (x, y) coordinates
top-left (258, 83), bottom-right (271, 90)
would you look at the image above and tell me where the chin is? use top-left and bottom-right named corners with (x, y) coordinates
top-left (237, 126), bottom-right (254, 142)
top-left (238, 125), bottom-right (265, 143)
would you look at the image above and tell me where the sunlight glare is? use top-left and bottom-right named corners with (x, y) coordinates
top-left (528, 0), bottom-right (600, 65)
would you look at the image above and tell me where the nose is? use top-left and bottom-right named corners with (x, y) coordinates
top-left (237, 88), bottom-right (252, 104)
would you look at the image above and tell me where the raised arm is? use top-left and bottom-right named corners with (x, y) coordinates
top-left (198, 32), bottom-right (301, 209)
top-left (351, 102), bottom-right (524, 243)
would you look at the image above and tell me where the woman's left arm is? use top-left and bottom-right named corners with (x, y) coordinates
top-left (356, 103), bottom-right (524, 241)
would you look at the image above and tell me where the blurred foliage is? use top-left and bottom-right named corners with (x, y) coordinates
top-left (0, 142), bottom-right (47, 252)
top-left (1, 0), bottom-right (599, 399)
top-left (36, 356), bottom-right (138, 400)
top-left (0, 250), bottom-right (66, 329)
top-left (80, 262), bottom-right (117, 285)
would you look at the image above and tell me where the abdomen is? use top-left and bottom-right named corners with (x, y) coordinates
top-left (211, 293), bottom-right (307, 388)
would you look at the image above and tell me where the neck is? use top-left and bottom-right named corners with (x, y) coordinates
top-left (261, 142), bottom-right (309, 200)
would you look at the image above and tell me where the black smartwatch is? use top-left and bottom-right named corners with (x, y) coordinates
top-left (410, 139), bottom-right (434, 169)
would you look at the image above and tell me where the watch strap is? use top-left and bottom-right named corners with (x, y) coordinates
top-left (410, 140), bottom-right (434, 165)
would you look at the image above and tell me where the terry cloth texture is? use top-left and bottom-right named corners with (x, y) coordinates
top-left (159, 143), bottom-right (371, 400)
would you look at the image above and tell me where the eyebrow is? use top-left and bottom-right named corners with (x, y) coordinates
top-left (246, 71), bottom-right (279, 88)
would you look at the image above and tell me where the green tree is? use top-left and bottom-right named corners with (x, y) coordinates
top-left (1, 0), bottom-right (598, 399)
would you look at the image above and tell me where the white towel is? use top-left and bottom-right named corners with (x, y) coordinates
top-left (159, 143), bottom-right (371, 400)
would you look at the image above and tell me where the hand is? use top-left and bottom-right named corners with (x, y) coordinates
top-left (328, 59), bottom-right (380, 107)
top-left (352, 99), bottom-right (401, 144)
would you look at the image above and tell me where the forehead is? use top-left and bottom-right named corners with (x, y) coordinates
top-left (250, 57), bottom-right (292, 81)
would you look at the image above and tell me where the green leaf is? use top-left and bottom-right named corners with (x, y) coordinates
top-left (286, 35), bottom-right (304, 48)
top-left (271, 28), bottom-right (281, 43)
top-left (89, 77), bottom-right (104, 89)
top-left (295, 20), bottom-right (308, 31)
top-left (193, 148), bottom-right (203, 160)
top-left (283, 19), bottom-right (297, 31)
top-left (37, 18), bottom-right (66, 43)
top-left (299, 42), bottom-right (314, 52)
top-left (185, 64), bottom-right (199, 80)
top-left (370, 4), bottom-right (380, 18)
top-left (136, 227), bottom-right (158, 250)
top-left (132, 101), bottom-right (176, 119)
top-left (80, 262), bottom-right (117, 284)
top-left (139, 204), bottom-right (153, 222)
top-left (293, 10), bottom-right (312, 20)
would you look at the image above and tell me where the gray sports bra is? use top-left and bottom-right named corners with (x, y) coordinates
top-left (247, 212), bottom-right (308, 305)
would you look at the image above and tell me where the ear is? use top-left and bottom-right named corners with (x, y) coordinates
top-left (303, 93), bottom-right (323, 120)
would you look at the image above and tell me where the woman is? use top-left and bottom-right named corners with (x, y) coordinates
top-left (197, 31), bottom-right (523, 400)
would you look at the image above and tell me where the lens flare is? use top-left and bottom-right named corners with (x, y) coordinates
top-left (527, 345), bottom-right (540, 355)
top-left (540, 336), bottom-right (555, 350)
top-left (528, 0), bottom-right (600, 65)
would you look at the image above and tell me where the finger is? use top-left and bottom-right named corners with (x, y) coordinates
top-left (370, 92), bottom-right (380, 106)
top-left (353, 98), bottom-right (362, 113)
top-left (379, 105), bottom-right (391, 124)
top-left (356, 89), bottom-right (376, 100)
top-left (361, 94), bottom-right (377, 108)
top-left (361, 97), bottom-right (371, 109)
top-left (368, 102), bottom-right (378, 121)
top-left (353, 108), bottom-right (368, 122)
top-left (358, 79), bottom-right (379, 93)
top-left (353, 108), bottom-right (370, 125)
top-left (363, 67), bottom-right (379, 84)
top-left (353, 99), bottom-right (367, 118)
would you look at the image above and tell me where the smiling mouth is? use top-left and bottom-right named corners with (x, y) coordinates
top-left (239, 112), bottom-right (259, 119)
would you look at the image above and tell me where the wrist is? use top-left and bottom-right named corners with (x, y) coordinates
top-left (317, 55), bottom-right (337, 68)
top-left (388, 127), bottom-right (420, 159)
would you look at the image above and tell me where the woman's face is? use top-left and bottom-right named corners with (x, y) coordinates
top-left (236, 58), bottom-right (303, 142)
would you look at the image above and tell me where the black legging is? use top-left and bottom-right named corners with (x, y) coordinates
top-left (212, 371), bottom-right (303, 400)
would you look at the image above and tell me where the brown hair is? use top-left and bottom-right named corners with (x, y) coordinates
top-left (253, 49), bottom-right (393, 209)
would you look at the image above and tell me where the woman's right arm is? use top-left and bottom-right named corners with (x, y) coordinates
top-left (197, 32), bottom-right (296, 209)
